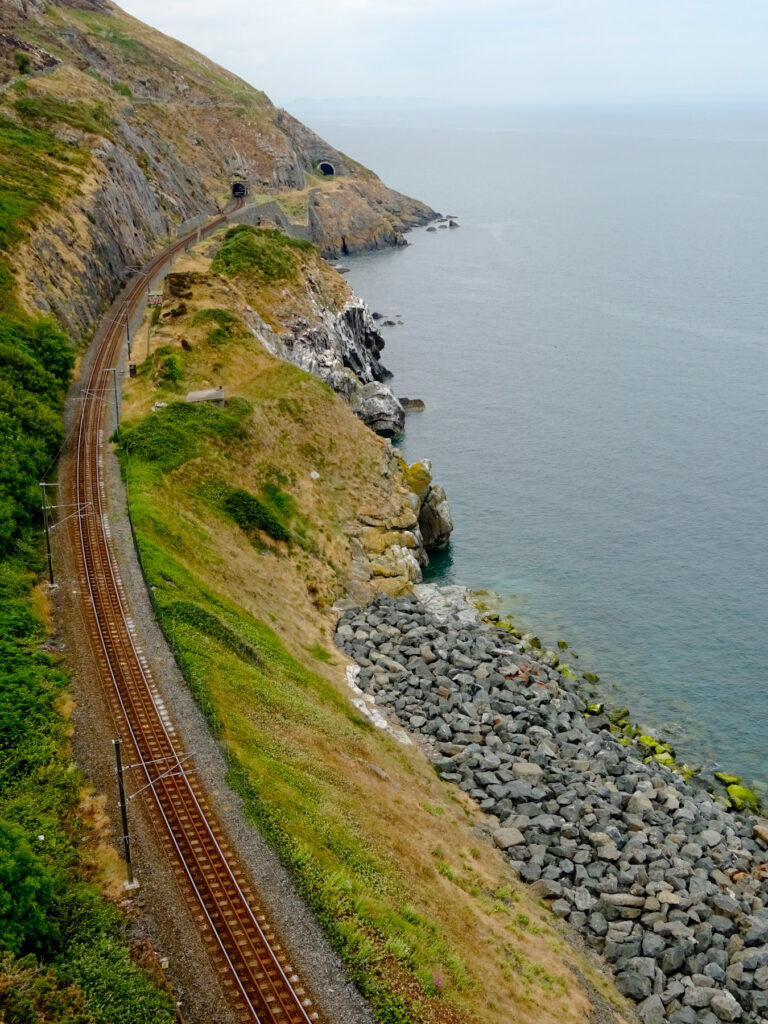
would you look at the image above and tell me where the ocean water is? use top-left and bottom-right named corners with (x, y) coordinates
top-left (293, 103), bottom-right (768, 790)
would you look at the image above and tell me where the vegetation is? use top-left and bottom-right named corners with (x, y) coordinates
top-left (0, 115), bottom-right (87, 317)
top-left (14, 96), bottom-right (114, 138)
top-left (211, 225), bottom-right (314, 285)
top-left (0, 318), bottom-right (73, 556)
top-left (117, 398), bottom-right (252, 472)
top-left (13, 52), bottom-right (31, 76)
top-left (223, 487), bottom-right (291, 543)
top-left (0, 561), bottom-right (177, 1024)
top-left (115, 325), bottom-right (603, 1024)
top-left (0, 76), bottom-right (182, 1024)
top-left (191, 307), bottom-right (244, 346)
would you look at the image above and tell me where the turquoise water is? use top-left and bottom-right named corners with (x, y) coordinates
top-left (294, 104), bottom-right (768, 790)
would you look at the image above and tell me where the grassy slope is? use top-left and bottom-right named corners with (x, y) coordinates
top-left (115, 240), bottom-right (634, 1024)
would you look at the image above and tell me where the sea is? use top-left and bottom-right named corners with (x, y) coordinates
top-left (291, 102), bottom-right (768, 792)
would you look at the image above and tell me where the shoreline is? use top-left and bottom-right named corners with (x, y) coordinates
top-left (334, 584), bottom-right (768, 1024)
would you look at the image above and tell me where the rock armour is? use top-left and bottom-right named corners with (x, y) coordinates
top-left (335, 589), bottom-right (768, 1024)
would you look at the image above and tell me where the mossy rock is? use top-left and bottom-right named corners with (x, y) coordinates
top-left (715, 772), bottom-right (742, 787)
top-left (607, 707), bottom-right (629, 725)
top-left (585, 702), bottom-right (604, 716)
top-left (654, 751), bottom-right (675, 767)
top-left (558, 665), bottom-right (577, 681)
top-left (405, 460), bottom-right (432, 499)
top-left (678, 763), bottom-right (702, 783)
top-left (636, 734), bottom-right (658, 750)
top-left (583, 672), bottom-right (600, 684)
top-left (727, 784), bottom-right (760, 812)
top-left (621, 723), bottom-right (638, 739)
top-left (557, 640), bottom-right (568, 650)
top-left (521, 633), bottom-right (541, 650)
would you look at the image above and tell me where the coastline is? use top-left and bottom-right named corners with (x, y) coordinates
top-left (334, 584), bottom-right (768, 1024)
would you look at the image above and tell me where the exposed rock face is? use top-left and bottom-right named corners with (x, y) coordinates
top-left (348, 457), bottom-right (453, 599)
top-left (349, 383), bottom-right (404, 437)
top-left (1, 1), bottom-right (436, 335)
top-left (419, 484), bottom-right (453, 549)
top-left (243, 298), bottom-right (405, 436)
top-left (406, 460), bottom-right (454, 550)
top-left (308, 179), bottom-right (436, 258)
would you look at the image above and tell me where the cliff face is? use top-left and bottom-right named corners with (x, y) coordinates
top-left (0, 0), bottom-right (436, 336)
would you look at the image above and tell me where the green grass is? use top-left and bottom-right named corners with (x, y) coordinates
top-left (120, 474), bottom-right (470, 1023)
top-left (211, 226), bottom-right (314, 285)
top-left (0, 116), bottom-right (88, 318)
top-left (116, 397), bottom-right (252, 472)
top-left (192, 307), bottom-right (244, 346)
top-left (14, 96), bottom-right (114, 138)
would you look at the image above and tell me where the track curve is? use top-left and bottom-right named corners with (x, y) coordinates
top-left (67, 207), bottom-right (322, 1024)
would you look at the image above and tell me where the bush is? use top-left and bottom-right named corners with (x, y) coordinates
top-left (13, 52), bottom-right (31, 75)
top-left (0, 319), bottom-right (73, 557)
top-left (223, 488), bottom-right (290, 543)
top-left (192, 308), bottom-right (242, 347)
top-left (117, 398), bottom-right (252, 473)
top-left (211, 226), bottom-right (314, 285)
top-left (112, 81), bottom-right (132, 98)
top-left (158, 354), bottom-right (182, 385)
top-left (0, 820), bottom-right (57, 955)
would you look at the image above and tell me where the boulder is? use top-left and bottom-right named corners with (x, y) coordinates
top-left (710, 990), bottom-right (742, 1021)
top-left (418, 484), bottom-right (453, 550)
top-left (405, 459), bottom-right (433, 499)
top-left (493, 827), bottom-right (525, 850)
top-left (350, 381), bottom-right (404, 436)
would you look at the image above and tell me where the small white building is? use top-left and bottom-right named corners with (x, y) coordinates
top-left (185, 385), bottom-right (226, 406)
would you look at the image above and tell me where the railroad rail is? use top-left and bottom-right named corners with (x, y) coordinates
top-left (66, 205), bottom-right (321, 1024)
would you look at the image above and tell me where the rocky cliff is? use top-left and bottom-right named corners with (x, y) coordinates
top-left (0, 0), bottom-right (436, 338)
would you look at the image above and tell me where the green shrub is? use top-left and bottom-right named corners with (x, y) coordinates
top-left (0, 561), bottom-right (176, 1023)
top-left (211, 226), bottom-right (314, 285)
top-left (158, 353), bottom-right (182, 385)
top-left (192, 308), bottom-right (243, 347)
top-left (117, 398), bottom-right (252, 473)
top-left (112, 81), bottom-right (132, 98)
top-left (0, 319), bottom-right (73, 556)
top-left (223, 488), bottom-right (290, 543)
top-left (13, 51), bottom-right (31, 75)
top-left (0, 820), bottom-right (57, 955)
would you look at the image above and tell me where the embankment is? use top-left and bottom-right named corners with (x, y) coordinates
top-left (336, 589), bottom-right (768, 1024)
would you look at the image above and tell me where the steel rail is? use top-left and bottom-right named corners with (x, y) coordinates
top-left (69, 205), bottom-right (320, 1024)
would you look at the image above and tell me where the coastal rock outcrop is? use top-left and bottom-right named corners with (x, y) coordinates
top-left (406, 459), bottom-right (454, 549)
top-left (349, 457), bottom-right (454, 598)
top-left (308, 179), bottom-right (436, 259)
top-left (336, 589), bottom-right (768, 1024)
top-left (243, 298), bottom-right (405, 436)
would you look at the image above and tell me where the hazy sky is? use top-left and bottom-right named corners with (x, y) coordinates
top-left (117, 0), bottom-right (768, 108)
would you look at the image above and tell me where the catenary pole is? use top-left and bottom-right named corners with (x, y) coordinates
top-left (113, 738), bottom-right (135, 887)
top-left (40, 482), bottom-right (54, 585)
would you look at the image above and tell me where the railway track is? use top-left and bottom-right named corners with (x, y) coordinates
top-left (67, 207), bottom-right (321, 1024)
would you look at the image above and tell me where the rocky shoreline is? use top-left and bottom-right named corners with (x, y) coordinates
top-left (334, 586), bottom-right (768, 1024)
